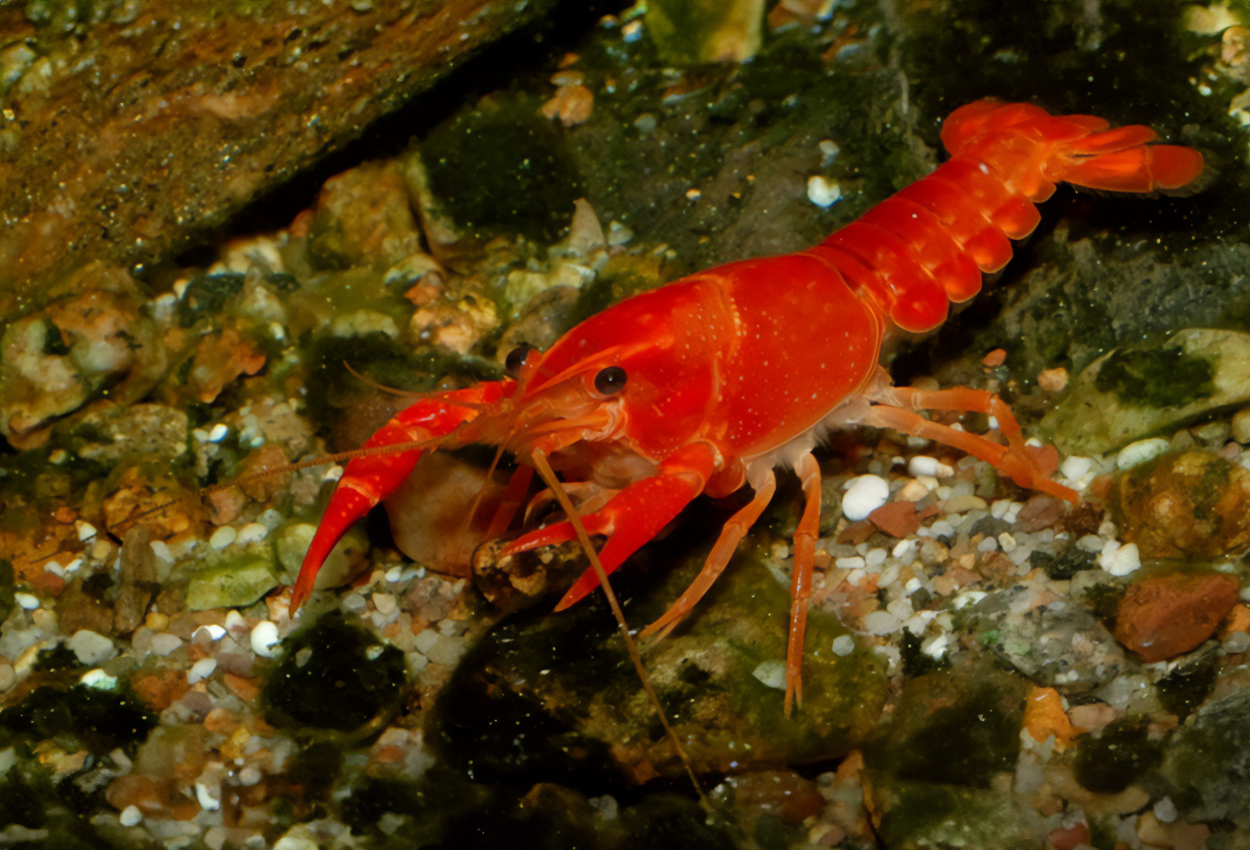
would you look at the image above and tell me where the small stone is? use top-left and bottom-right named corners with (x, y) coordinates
top-left (1116, 437), bottom-right (1171, 470)
top-left (414, 629), bottom-right (440, 654)
top-left (119, 805), bottom-right (142, 827)
top-left (1061, 456), bottom-right (1093, 481)
top-left (1037, 367), bottom-right (1069, 392)
top-left (1114, 571), bottom-right (1241, 662)
top-left (187, 658), bottom-right (217, 685)
top-left (69, 629), bottom-right (116, 665)
top-left (943, 494), bottom-right (987, 514)
top-left (831, 635), bottom-right (856, 656)
top-left (1232, 406), bottom-right (1250, 444)
top-left (868, 501), bottom-right (919, 537)
top-left (752, 660), bottom-right (787, 690)
top-left (251, 621), bottom-right (281, 657)
top-left (807, 175), bottom-right (841, 207)
top-left (1100, 542), bottom-right (1141, 577)
top-left (149, 633), bottom-right (182, 656)
top-left (209, 526), bottom-right (237, 549)
top-left (861, 610), bottom-right (901, 635)
top-left (842, 475), bottom-right (890, 521)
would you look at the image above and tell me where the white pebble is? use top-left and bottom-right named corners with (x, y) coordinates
top-left (119, 805), bottom-right (143, 827)
top-left (977, 537), bottom-right (998, 553)
top-left (69, 630), bottom-right (115, 665)
top-left (865, 548), bottom-right (887, 567)
top-left (80, 669), bottom-right (118, 690)
top-left (194, 624), bottom-right (226, 642)
top-left (752, 660), bottom-right (788, 690)
top-left (842, 475), bottom-right (890, 521)
top-left (861, 610), bottom-right (901, 635)
top-left (998, 532), bottom-right (1017, 553)
top-left (892, 539), bottom-right (916, 559)
top-left (208, 423), bottom-right (229, 442)
top-left (1060, 455), bottom-right (1093, 481)
top-left (250, 621), bottom-right (281, 657)
top-left (372, 593), bottom-right (397, 616)
top-left (807, 175), bottom-right (842, 207)
top-left (149, 633), bottom-right (182, 656)
top-left (831, 635), bottom-right (856, 656)
top-left (1153, 796), bottom-right (1177, 824)
top-left (149, 540), bottom-right (174, 563)
top-left (196, 782), bottom-right (220, 810)
top-left (835, 556), bottom-right (866, 570)
top-left (235, 523), bottom-right (269, 544)
top-left (1117, 437), bottom-right (1171, 470)
top-left (1101, 542), bottom-right (1141, 577)
top-left (921, 633), bottom-right (949, 659)
top-left (43, 561), bottom-right (64, 577)
top-left (209, 526), bottom-right (237, 549)
top-left (15, 592), bottom-right (39, 610)
top-left (908, 456), bottom-right (939, 477)
top-left (187, 658), bottom-right (217, 685)
top-left (414, 629), bottom-right (440, 654)
top-left (76, 521), bottom-right (98, 541)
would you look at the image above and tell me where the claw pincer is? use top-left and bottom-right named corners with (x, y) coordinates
top-left (292, 100), bottom-right (1203, 715)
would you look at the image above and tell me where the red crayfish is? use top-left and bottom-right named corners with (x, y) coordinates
top-left (290, 99), bottom-right (1203, 718)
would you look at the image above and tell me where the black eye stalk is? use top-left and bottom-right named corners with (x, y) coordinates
top-left (505, 344), bottom-right (534, 378)
top-left (594, 366), bottom-right (628, 395)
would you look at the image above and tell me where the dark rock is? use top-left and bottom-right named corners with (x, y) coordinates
top-left (435, 547), bottom-right (888, 784)
top-left (1161, 685), bottom-right (1250, 828)
top-left (261, 613), bottom-right (407, 741)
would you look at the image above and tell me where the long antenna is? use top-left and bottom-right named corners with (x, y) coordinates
top-left (530, 450), bottom-right (707, 807)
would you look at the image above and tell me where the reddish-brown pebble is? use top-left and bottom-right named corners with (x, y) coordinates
top-left (1048, 822), bottom-right (1090, 850)
top-left (1114, 571), bottom-right (1241, 662)
top-left (869, 501), bottom-right (919, 538)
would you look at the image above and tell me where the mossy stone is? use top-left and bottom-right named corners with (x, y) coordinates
top-left (185, 554), bottom-right (281, 611)
top-left (261, 613), bottom-right (406, 738)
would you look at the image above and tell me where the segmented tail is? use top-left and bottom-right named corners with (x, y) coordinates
top-left (814, 99), bottom-right (1203, 334)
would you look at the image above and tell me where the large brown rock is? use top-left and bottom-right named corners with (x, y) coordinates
top-left (0, 0), bottom-right (555, 324)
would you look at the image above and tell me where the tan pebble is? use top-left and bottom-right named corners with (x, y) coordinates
top-left (1233, 407), bottom-right (1250, 444)
top-left (540, 84), bottom-right (594, 126)
top-left (145, 612), bottom-right (170, 631)
top-left (981, 348), bottom-right (1006, 367)
top-left (1037, 366), bottom-right (1069, 392)
top-left (1068, 701), bottom-right (1117, 734)
top-left (943, 494), bottom-right (988, 514)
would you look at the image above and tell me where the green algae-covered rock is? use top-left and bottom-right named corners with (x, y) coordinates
top-left (261, 613), bottom-right (407, 741)
top-left (186, 553), bottom-right (281, 611)
top-left (645, 0), bottom-right (765, 65)
top-left (864, 659), bottom-right (1038, 849)
top-left (435, 546), bottom-right (888, 784)
top-left (1043, 330), bottom-right (1250, 455)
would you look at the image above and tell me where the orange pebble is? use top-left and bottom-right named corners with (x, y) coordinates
top-left (1023, 685), bottom-right (1074, 750)
top-left (982, 348), bottom-right (1007, 367)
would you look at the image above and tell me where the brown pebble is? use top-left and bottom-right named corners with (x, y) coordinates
top-left (982, 348), bottom-right (1007, 367)
top-left (1114, 571), bottom-right (1241, 662)
top-left (837, 520), bottom-right (877, 545)
top-left (868, 501), bottom-right (919, 538)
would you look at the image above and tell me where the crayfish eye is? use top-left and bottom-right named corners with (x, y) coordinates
top-left (593, 365), bottom-right (628, 395)
top-left (504, 344), bottom-right (534, 378)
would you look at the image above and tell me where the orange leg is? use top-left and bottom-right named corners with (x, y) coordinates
top-left (785, 452), bottom-right (823, 716)
top-left (503, 442), bottom-right (720, 611)
top-left (290, 380), bottom-right (514, 613)
top-left (868, 385), bottom-right (1078, 503)
top-left (640, 469), bottom-right (778, 643)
